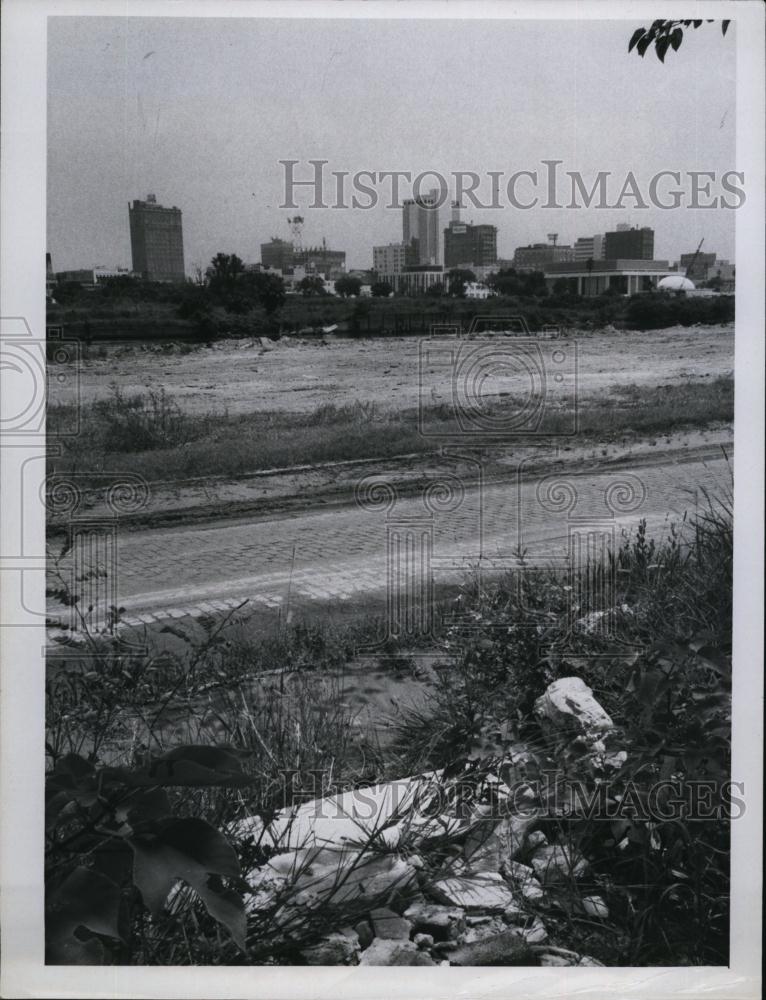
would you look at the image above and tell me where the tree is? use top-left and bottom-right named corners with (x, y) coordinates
top-left (628, 19), bottom-right (730, 63)
top-left (371, 280), bottom-right (393, 298)
top-left (206, 252), bottom-right (246, 297)
top-left (241, 270), bottom-right (286, 315)
top-left (334, 275), bottom-right (362, 298)
top-left (296, 275), bottom-right (327, 297)
top-left (447, 268), bottom-right (476, 298)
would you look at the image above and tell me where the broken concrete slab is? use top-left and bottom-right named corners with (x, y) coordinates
top-left (369, 907), bottom-right (412, 940)
top-left (430, 872), bottom-right (517, 913)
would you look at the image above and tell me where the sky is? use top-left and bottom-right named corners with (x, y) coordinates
top-left (47, 15), bottom-right (737, 272)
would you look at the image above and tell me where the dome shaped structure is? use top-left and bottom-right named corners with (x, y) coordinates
top-left (658, 274), bottom-right (695, 292)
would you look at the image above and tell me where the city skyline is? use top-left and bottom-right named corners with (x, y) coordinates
top-left (48, 16), bottom-right (737, 272)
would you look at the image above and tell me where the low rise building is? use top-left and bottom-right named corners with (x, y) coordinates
top-left (377, 264), bottom-right (445, 295)
top-left (545, 258), bottom-right (670, 296)
top-left (513, 243), bottom-right (575, 272)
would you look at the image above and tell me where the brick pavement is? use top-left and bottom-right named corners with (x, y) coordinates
top-left (47, 456), bottom-right (730, 630)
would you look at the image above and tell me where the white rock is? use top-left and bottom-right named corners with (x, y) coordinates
top-left (582, 895), bottom-right (609, 920)
top-left (505, 861), bottom-right (545, 901)
top-left (403, 902), bottom-right (465, 938)
top-left (534, 677), bottom-right (613, 737)
top-left (431, 872), bottom-right (517, 913)
top-left (530, 844), bottom-right (589, 885)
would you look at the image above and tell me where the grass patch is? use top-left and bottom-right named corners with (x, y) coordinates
top-left (47, 377), bottom-right (733, 486)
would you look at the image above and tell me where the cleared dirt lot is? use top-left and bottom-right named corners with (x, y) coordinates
top-left (68, 324), bottom-right (734, 415)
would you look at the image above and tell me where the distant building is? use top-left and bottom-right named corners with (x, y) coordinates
top-left (443, 205), bottom-right (497, 269)
top-left (55, 269), bottom-right (97, 287)
top-left (604, 226), bottom-right (654, 261)
top-left (513, 243), bottom-right (574, 272)
top-left (261, 238), bottom-right (295, 273)
top-left (373, 241), bottom-right (416, 275)
top-left (378, 264), bottom-right (444, 295)
top-left (403, 190), bottom-right (441, 265)
top-left (464, 281), bottom-right (493, 299)
top-left (704, 259), bottom-right (735, 291)
top-left (294, 245), bottom-right (346, 279)
top-left (260, 239), bottom-right (345, 278)
top-left (55, 266), bottom-right (137, 288)
top-left (679, 251), bottom-right (717, 284)
top-left (574, 234), bottom-right (605, 261)
top-left (545, 258), bottom-right (670, 296)
top-left (128, 194), bottom-right (185, 282)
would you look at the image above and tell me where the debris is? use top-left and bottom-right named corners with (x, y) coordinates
top-left (582, 895), bottom-right (609, 920)
top-left (431, 872), bottom-right (517, 913)
top-left (359, 939), bottom-right (435, 966)
top-left (530, 844), bottom-right (589, 885)
top-left (534, 677), bottom-right (614, 738)
top-left (369, 907), bottom-right (412, 940)
top-left (403, 902), bottom-right (465, 940)
top-left (449, 930), bottom-right (533, 966)
top-left (300, 931), bottom-right (360, 965)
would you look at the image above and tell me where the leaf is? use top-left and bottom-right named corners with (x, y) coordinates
top-left (636, 35), bottom-right (653, 58)
top-left (670, 28), bottom-right (683, 51)
top-left (628, 28), bottom-right (645, 52)
top-left (46, 867), bottom-right (123, 964)
top-left (655, 36), bottom-right (671, 63)
top-left (722, 20), bottom-right (730, 36)
top-left (114, 787), bottom-right (173, 827)
top-left (130, 817), bottom-right (245, 949)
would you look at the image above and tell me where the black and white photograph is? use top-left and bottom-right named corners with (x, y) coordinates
top-left (0, 2), bottom-right (763, 997)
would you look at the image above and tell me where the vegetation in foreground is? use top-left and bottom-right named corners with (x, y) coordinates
top-left (46, 495), bottom-right (732, 966)
top-left (47, 376), bottom-right (733, 487)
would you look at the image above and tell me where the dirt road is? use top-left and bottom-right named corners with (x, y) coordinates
top-left (48, 450), bottom-right (731, 632)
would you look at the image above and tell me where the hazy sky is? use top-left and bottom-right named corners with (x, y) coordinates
top-left (48, 15), bottom-right (737, 272)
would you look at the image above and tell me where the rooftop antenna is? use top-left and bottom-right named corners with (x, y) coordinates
top-left (547, 233), bottom-right (558, 246)
top-left (287, 216), bottom-right (304, 250)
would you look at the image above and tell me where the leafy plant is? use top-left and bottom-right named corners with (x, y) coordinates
top-left (46, 746), bottom-right (253, 963)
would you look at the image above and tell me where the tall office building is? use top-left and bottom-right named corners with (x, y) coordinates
top-left (128, 194), bottom-right (185, 282)
top-left (604, 226), bottom-right (654, 261)
top-left (443, 203), bottom-right (497, 269)
top-left (403, 189), bottom-right (441, 265)
top-left (574, 234), bottom-right (605, 261)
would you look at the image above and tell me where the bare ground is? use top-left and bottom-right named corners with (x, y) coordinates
top-left (69, 324), bottom-right (734, 416)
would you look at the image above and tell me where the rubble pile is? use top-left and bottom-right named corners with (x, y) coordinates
top-left (240, 677), bottom-right (618, 966)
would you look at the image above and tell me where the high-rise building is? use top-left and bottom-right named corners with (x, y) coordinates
top-left (574, 234), bottom-right (605, 261)
top-left (373, 242), bottom-right (416, 275)
top-left (443, 203), bottom-right (497, 269)
top-left (403, 189), bottom-right (440, 265)
top-left (128, 194), bottom-right (185, 282)
top-left (604, 226), bottom-right (654, 260)
top-left (261, 238), bottom-right (295, 273)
